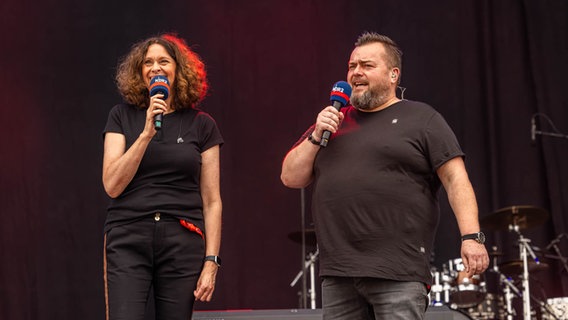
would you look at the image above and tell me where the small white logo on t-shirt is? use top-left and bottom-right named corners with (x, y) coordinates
top-left (392, 118), bottom-right (398, 124)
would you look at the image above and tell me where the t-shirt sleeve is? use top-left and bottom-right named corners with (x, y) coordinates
top-left (103, 104), bottom-right (125, 137)
top-left (424, 112), bottom-right (465, 170)
top-left (291, 124), bottom-right (316, 149)
top-left (197, 112), bottom-right (224, 152)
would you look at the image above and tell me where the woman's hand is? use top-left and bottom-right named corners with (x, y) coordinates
top-left (143, 93), bottom-right (168, 136)
top-left (193, 262), bottom-right (218, 302)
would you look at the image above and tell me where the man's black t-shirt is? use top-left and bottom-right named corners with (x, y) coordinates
top-left (305, 100), bottom-right (464, 285)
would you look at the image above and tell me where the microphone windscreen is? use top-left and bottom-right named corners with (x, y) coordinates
top-left (330, 81), bottom-right (352, 106)
top-left (149, 75), bottom-right (170, 100)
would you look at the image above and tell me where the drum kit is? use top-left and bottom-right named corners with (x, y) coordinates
top-left (429, 205), bottom-right (568, 320)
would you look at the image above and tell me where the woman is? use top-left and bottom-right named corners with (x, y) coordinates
top-left (102, 34), bottom-right (223, 319)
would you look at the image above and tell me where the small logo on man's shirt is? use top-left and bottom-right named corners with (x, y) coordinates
top-left (392, 118), bottom-right (398, 124)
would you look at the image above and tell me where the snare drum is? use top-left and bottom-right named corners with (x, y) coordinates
top-left (447, 258), bottom-right (487, 308)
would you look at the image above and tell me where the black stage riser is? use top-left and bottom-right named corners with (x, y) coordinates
top-left (193, 306), bottom-right (471, 320)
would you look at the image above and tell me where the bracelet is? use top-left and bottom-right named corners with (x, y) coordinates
top-left (307, 133), bottom-right (321, 146)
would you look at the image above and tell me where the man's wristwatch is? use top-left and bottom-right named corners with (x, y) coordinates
top-left (461, 232), bottom-right (486, 244)
top-left (204, 255), bottom-right (222, 267)
top-left (307, 133), bottom-right (321, 146)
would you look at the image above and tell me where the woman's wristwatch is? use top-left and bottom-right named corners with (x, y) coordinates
top-left (204, 255), bottom-right (222, 267)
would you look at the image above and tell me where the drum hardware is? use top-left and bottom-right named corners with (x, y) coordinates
top-left (497, 259), bottom-right (549, 276)
top-left (512, 217), bottom-right (540, 319)
top-left (447, 258), bottom-right (487, 308)
top-left (496, 270), bottom-right (522, 320)
top-left (430, 269), bottom-right (443, 306)
top-left (489, 261), bottom-right (562, 320)
top-left (430, 238), bottom-right (560, 320)
top-left (542, 297), bottom-right (568, 320)
top-left (430, 253), bottom-right (555, 320)
top-left (430, 267), bottom-right (452, 307)
top-left (486, 245), bottom-right (517, 320)
top-left (290, 247), bottom-right (319, 309)
top-left (480, 205), bottom-right (549, 232)
top-left (289, 187), bottom-right (318, 309)
top-left (465, 293), bottom-right (506, 320)
top-left (480, 205), bottom-right (550, 320)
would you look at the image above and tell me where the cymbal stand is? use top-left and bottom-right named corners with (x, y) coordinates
top-left (510, 224), bottom-right (541, 320)
top-left (290, 248), bottom-right (319, 309)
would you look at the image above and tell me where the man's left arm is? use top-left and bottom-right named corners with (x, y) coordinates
top-left (437, 157), bottom-right (489, 277)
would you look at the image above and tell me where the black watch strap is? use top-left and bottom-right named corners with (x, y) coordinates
top-left (204, 255), bottom-right (222, 267)
top-left (461, 232), bottom-right (485, 244)
top-left (307, 133), bottom-right (321, 146)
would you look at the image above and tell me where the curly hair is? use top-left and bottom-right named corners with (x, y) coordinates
top-left (115, 34), bottom-right (208, 110)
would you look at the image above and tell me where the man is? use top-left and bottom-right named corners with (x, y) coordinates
top-left (280, 32), bottom-right (489, 319)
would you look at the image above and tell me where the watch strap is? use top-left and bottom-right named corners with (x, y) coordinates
top-left (307, 133), bottom-right (321, 146)
top-left (461, 232), bottom-right (485, 244)
top-left (204, 255), bottom-right (221, 267)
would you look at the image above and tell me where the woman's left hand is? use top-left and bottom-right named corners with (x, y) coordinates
top-left (194, 262), bottom-right (218, 302)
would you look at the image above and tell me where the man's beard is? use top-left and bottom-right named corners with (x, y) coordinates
top-left (351, 81), bottom-right (391, 111)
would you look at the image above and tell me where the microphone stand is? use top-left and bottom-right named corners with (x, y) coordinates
top-left (546, 234), bottom-right (568, 274)
top-left (531, 113), bottom-right (568, 141)
top-left (534, 129), bottom-right (568, 140)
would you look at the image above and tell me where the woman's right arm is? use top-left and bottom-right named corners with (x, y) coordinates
top-left (102, 97), bottom-right (166, 198)
top-left (102, 131), bottom-right (153, 198)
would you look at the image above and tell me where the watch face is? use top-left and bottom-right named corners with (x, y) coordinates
top-left (478, 232), bottom-right (486, 244)
top-left (205, 255), bottom-right (221, 266)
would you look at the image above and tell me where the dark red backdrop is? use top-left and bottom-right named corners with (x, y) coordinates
top-left (1, 0), bottom-right (567, 319)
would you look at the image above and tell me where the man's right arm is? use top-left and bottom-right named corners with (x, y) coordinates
top-left (280, 135), bottom-right (321, 188)
top-left (281, 106), bottom-right (344, 188)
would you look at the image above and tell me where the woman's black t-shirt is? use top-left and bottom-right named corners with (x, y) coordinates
top-left (103, 104), bottom-right (223, 232)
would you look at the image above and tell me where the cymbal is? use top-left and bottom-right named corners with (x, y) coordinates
top-left (287, 228), bottom-right (317, 245)
top-left (498, 260), bottom-right (549, 275)
top-left (480, 205), bottom-right (549, 231)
